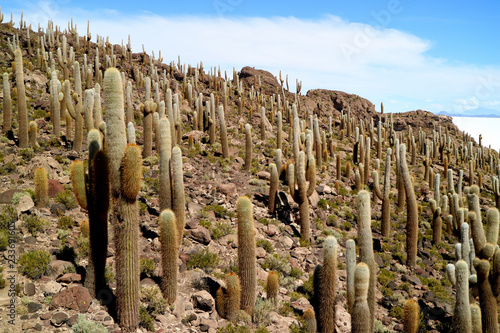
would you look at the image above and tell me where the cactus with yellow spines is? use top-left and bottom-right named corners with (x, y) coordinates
top-left (237, 196), bottom-right (256, 316)
top-left (346, 239), bottom-right (356, 314)
top-left (34, 167), bottom-right (48, 207)
top-left (351, 262), bottom-right (370, 333)
top-left (225, 272), bottom-right (241, 322)
top-left (403, 300), bottom-right (420, 333)
top-left (15, 48), bottom-right (28, 148)
top-left (303, 309), bottom-right (317, 333)
top-left (266, 271), bottom-right (279, 302)
top-left (159, 209), bottom-right (178, 304)
top-left (104, 68), bottom-right (141, 331)
top-left (399, 144), bottom-right (419, 267)
top-left (159, 118), bottom-right (172, 211)
top-left (316, 235), bottom-right (337, 333)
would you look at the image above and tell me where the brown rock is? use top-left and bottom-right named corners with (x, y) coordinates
top-left (56, 273), bottom-right (82, 283)
top-left (257, 171), bottom-right (271, 180)
top-left (50, 286), bottom-right (92, 313)
top-left (217, 183), bottom-right (237, 196)
top-left (50, 311), bottom-right (69, 327)
top-left (0, 189), bottom-right (23, 204)
top-left (48, 179), bottom-right (65, 198)
top-left (290, 297), bottom-right (312, 314)
top-left (191, 290), bottom-right (215, 312)
top-left (188, 227), bottom-right (211, 245)
top-left (16, 195), bottom-right (34, 214)
top-left (49, 260), bottom-right (74, 278)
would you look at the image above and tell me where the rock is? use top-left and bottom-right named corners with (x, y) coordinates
top-left (51, 311), bottom-right (69, 327)
top-left (41, 281), bottom-right (62, 294)
top-left (16, 195), bottom-right (34, 214)
top-left (335, 304), bottom-right (351, 333)
top-left (67, 314), bottom-right (79, 326)
top-left (48, 180), bottom-right (65, 198)
top-left (279, 236), bottom-right (294, 249)
top-left (217, 183), bottom-right (237, 196)
top-left (50, 285), bottom-right (92, 313)
top-left (309, 190), bottom-right (319, 208)
top-left (188, 202), bottom-right (203, 216)
top-left (374, 254), bottom-right (384, 268)
top-left (49, 260), bottom-right (74, 278)
top-left (56, 273), bottom-right (82, 283)
top-left (24, 236), bottom-right (37, 244)
top-left (263, 224), bottom-right (280, 237)
top-left (255, 246), bottom-right (267, 258)
top-left (188, 227), bottom-right (211, 245)
top-left (402, 274), bottom-right (422, 287)
top-left (24, 282), bottom-right (36, 296)
top-left (191, 290), bottom-right (215, 312)
top-left (199, 317), bottom-right (217, 332)
top-left (290, 297), bottom-right (312, 314)
top-left (41, 312), bottom-right (52, 320)
top-left (257, 171), bottom-right (271, 180)
top-left (28, 302), bottom-right (43, 313)
top-left (0, 189), bottom-right (23, 204)
top-left (26, 156), bottom-right (63, 179)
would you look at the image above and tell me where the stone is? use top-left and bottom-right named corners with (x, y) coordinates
top-left (0, 189), bottom-right (23, 204)
top-left (56, 273), bottom-right (82, 283)
top-left (309, 190), bottom-right (320, 208)
top-left (335, 304), bottom-right (351, 333)
top-left (48, 180), bottom-right (65, 198)
top-left (50, 285), bottom-right (92, 313)
top-left (25, 282), bottom-right (36, 296)
top-left (257, 171), bottom-right (271, 180)
top-left (67, 314), bottom-right (79, 326)
top-left (41, 281), bottom-right (62, 294)
top-left (402, 274), bottom-right (422, 287)
top-left (255, 246), bottom-right (267, 258)
top-left (28, 302), bottom-right (43, 313)
top-left (51, 311), bottom-right (69, 327)
top-left (16, 195), bottom-right (34, 214)
top-left (290, 297), bottom-right (312, 314)
top-left (216, 183), bottom-right (237, 196)
top-left (49, 260), bottom-right (74, 278)
top-left (191, 290), bottom-right (215, 312)
top-left (26, 156), bottom-right (63, 179)
top-left (41, 312), bottom-right (52, 320)
top-left (188, 227), bottom-right (211, 245)
top-left (263, 224), bottom-right (280, 237)
top-left (24, 236), bottom-right (37, 244)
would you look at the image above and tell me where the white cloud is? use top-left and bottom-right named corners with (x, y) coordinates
top-left (12, 6), bottom-right (500, 114)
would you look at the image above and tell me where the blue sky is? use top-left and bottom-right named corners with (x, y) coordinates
top-left (2, 0), bottom-right (500, 116)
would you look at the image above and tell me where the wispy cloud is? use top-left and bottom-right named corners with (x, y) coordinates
top-left (13, 5), bottom-right (500, 114)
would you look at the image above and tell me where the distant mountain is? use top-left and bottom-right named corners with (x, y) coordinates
top-left (439, 107), bottom-right (500, 118)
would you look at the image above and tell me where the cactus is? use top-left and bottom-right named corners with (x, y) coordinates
top-left (216, 286), bottom-right (227, 319)
top-left (373, 148), bottom-right (392, 237)
top-left (244, 124), bottom-right (252, 171)
top-left (474, 259), bottom-right (498, 333)
top-left (142, 101), bottom-right (155, 158)
top-left (218, 105), bottom-right (229, 159)
top-left (15, 48), bottom-right (28, 148)
top-left (277, 111), bottom-right (282, 150)
top-left (269, 163), bottom-right (278, 214)
top-left (399, 144), bottom-right (419, 267)
top-left (346, 239), bottom-right (356, 314)
top-left (266, 271), bottom-right (279, 302)
top-left (159, 118), bottom-right (172, 211)
top-left (34, 167), bottom-right (48, 207)
top-left (303, 309), bottom-right (317, 333)
top-left (64, 79), bottom-right (84, 152)
top-left (225, 272), bottom-right (241, 323)
top-left (403, 300), bottom-right (420, 333)
top-left (470, 303), bottom-right (482, 333)
top-left (316, 235), bottom-right (337, 333)
top-left (171, 146), bottom-right (185, 247)
top-left (237, 196), bottom-right (256, 316)
top-left (49, 72), bottom-right (62, 137)
top-left (429, 199), bottom-right (442, 245)
top-left (2, 73), bottom-right (12, 136)
top-left (159, 209), bottom-right (178, 304)
top-left (357, 190), bottom-right (376, 332)
top-left (28, 121), bottom-right (37, 147)
top-left (451, 260), bottom-right (471, 333)
top-left (351, 262), bottom-right (370, 333)
top-left (104, 68), bottom-right (140, 331)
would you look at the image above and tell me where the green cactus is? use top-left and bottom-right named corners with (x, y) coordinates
top-left (470, 303), bottom-right (482, 333)
top-left (237, 195), bottom-right (256, 316)
top-left (346, 239), bottom-right (356, 314)
top-left (159, 209), bottom-right (178, 304)
top-left (142, 100), bottom-right (155, 158)
top-left (14, 48), bottom-right (28, 148)
top-left (316, 235), bottom-right (337, 333)
top-left (303, 308), bottom-right (317, 333)
top-left (34, 167), bottom-right (48, 207)
top-left (171, 146), bottom-right (185, 247)
top-left (266, 271), bottom-right (279, 302)
top-left (351, 262), bottom-right (370, 333)
top-left (28, 121), bottom-right (37, 147)
top-left (225, 272), bottom-right (241, 323)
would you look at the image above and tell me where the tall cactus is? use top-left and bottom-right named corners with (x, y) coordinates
top-left (373, 148), bottom-right (392, 237)
top-left (225, 272), bottom-right (241, 323)
top-left (15, 48), bottom-right (28, 148)
top-left (104, 68), bottom-right (141, 331)
top-left (451, 260), bottom-right (471, 333)
top-left (403, 300), bottom-right (420, 333)
top-left (357, 190), bottom-right (376, 332)
top-left (219, 105), bottom-right (229, 159)
top-left (237, 196), bottom-right (256, 316)
top-left (269, 163), bottom-right (278, 214)
top-left (244, 124), bottom-right (252, 171)
top-left (34, 167), bottom-right (48, 207)
top-left (316, 235), bottom-right (337, 333)
top-left (399, 144), bottom-right (419, 267)
top-left (346, 239), bottom-right (356, 314)
top-left (171, 146), bottom-right (185, 247)
top-left (351, 262), bottom-right (370, 333)
top-left (159, 118), bottom-right (172, 211)
top-left (2, 73), bottom-right (11, 135)
top-left (159, 209), bottom-right (178, 304)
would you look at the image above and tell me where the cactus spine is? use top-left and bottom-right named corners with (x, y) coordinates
top-left (15, 48), bottom-right (28, 148)
top-left (34, 167), bottom-right (48, 207)
top-left (351, 262), bottom-right (370, 333)
top-left (104, 68), bottom-right (140, 331)
top-left (171, 146), bottom-right (185, 247)
top-left (237, 196), bottom-right (256, 316)
top-left (357, 190), bottom-right (376, 332)
top-left (403, 300), bottom-right (420, 333)
top-left (399, 144), bottom-right (419, 267)
top-left (159, 209), bottom-right (177, 304)
top-left (316, 235), bottom-right (337, 333)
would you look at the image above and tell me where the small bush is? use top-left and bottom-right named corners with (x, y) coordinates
top-left (256, 239), bottom-right (274, 253)
top-left (18, 148), bottom-right (34, 160)
top-left (205, 204), bottom-right (227, 218)
top-left (210, 221), bottom-right (233, 240)
top-left (186, 247), bottom-right (220, 272)
top-left (72, 314), bottom-right (107, 333)
top-left (140, 286), bottom-right (167, 331)
top-left (57, 215), bottom-right (75, 229)
top-left (55, 190), bottom-right (77, 209)
top-left (23, 215), bottom-right (49, 236)
top-left (140, 258), bottom-right (156, 277)
top-left (0, 205), bottom-right (16, 230)
top-left (79, 220), bottom-right (89, 238)
top-left (12, 191), bottom-right (31, 205)
top-left (389, 306), bottom-right (404, 320)
top-left (18, 249), bottom-right (51, 279)
top-left (105, 264), bottom-right (115, 284)
top-left (261, 253), bottom-right (291, 277)
top-left (0, 230), bottom-right (9, 251)
top-left (76, 234), bottom-right (89, 258)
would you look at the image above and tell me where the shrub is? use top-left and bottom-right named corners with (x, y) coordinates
top-left (55, 190), bottom-right (77, 209)
top-left (57, 215), bottom-right (75, 229)
top-left (140, 286), bottom-right (167, 331)
top-left (0, 205), bottom-right (16, 230)
top-left (18, 148), bottom-right (34, 160)
top-left (256, 239), bottom-right (274, 253)
top-left (210, 221), bottom-right (233, 240)
top-left (140, 258), bottom-right (156, 277)
top-left (105, 264), bottom-right (115, 284)
top-left (76, 234), bottom-right (89, 258)
top-left (186, 247), bottom-right (220, 272)
top-left (23, 215), bottom-right (49, 236)
top-left (0, 230), bottom-right (9, 251)
top-left (205, 204), bottom-right (227, 218)
top-left (79, 220), bottom-right (89, 238)
top-left (18, 250), bottom-right (51, 279)
top-left (72, 314), bottom-right (107, 333)
top-left (12, 191), bottom-right (31, 205)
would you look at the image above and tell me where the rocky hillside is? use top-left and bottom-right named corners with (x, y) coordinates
top-left (0, 12), bottom-right (497, 333)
